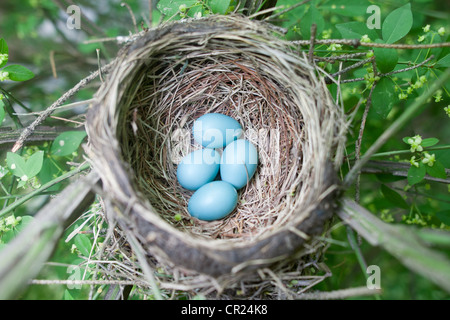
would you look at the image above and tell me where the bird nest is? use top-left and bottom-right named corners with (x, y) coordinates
top-left (86, 15), bottom-right (347, 295)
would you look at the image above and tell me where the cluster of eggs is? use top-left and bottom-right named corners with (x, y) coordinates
top-left (176, 113), bottom-right (258, 221)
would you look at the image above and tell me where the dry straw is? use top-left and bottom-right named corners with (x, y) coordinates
top-left (86, 15), bottom-right (347, 296)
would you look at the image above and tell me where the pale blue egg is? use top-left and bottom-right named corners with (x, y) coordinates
top-left (193, 113), bottom-right (243, 149)
top-left (176, 149), bottom-right (221, 190)
top-left (220, 139), bottom-right (258, 190)
top-left (188, 181), bottom-right (238, 221)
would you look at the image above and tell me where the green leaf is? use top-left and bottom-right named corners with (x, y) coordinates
top-left (2, 64), bottom-right (34, 82)
top-left (402, 136), bottom-right (412, 144)
top-left (6, 151), bottom-right (44, 180)
top-left (6, 152), bottom-right (27, 178)
top-left (372, 77), bottom-right (396, 118)
top-left (380, 184), bottom-right (409, 209)
top-left (300, 6), bottom-right (324, 39)
top-left (426, 161), bottom-right (447, 179)
top-left (0, 38), bottom-right (8, 68)
top-left (0, 38), bottom-right (8, 55)
top-left (322, 0), bottom-right (371, 17)
top-left (74, 233), bottom-right (92, 257)
top-left (407, 162), bottom-right (426, 185)
top-left (51, 131), bottom-right (87, 156)
top-left (436, 210), bottom-right (450, 226)
top-left (25, 151), bottom-right (44, 178)
top-left (373, 39), bottom-right (398, 73)
top-left (421, 138), bottom-right (439, 147)
top-left (435, 54), bottom-right (450, 69)
top-left (208, 0), bottom-right (231, 14)
top-left (336, 21), bottom-right (379, 40)
top-left (382, 3), bottom-right (413, 44)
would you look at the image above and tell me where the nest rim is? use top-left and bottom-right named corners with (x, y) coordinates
top-left (86, 15), bottom-right (346, 278)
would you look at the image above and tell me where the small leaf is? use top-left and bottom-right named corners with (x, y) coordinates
top-left (435, 54), bottom-right (450, 69)
top-left (381, 184), bottom-right (409, 209)
top-left (421, 138), bottom-right (439, 148)
top-left (300, 6), bottom-right (324, 39)
top-left (408, 162), bottom-right (426, 185)
top-left (2, 64), bottom-right (35, 81)
top-left (6, 152), bottom-right (27, 178)
top-left (372, 77), bottom-right (396, 118)
top-left (373, 39), bottom-right (398, 73)
top-left (51, 131), bottom-right (87, 156)
top-left (6, 151), bottom-right (43, 180)
top-left (382, 3), bottom-right (413, 44)
top-left (426, 161), bottom-right (447, 179)
top-left (25, 151), bottom-right (44, 178)
top-left (209, 0), bottom-right (231, 14)
top-left (74, 233), bottom-right (92, 257)
top-left (402, 136), bottom-right (412, 144)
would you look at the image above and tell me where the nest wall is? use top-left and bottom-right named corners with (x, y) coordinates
top-left (86, 15), bottom-right (347, 279)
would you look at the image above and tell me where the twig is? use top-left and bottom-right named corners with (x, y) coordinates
top-left (314, 52), bottom-right (367, 63)
top-left (0, 169), bottom-right (98, 299)
top-left (121, 2), bottom-right (139, 34)
top-left (291, 38), bottom-right (450, 49)
top-left (0, 162), bottom-right (91, 219)
top-left (361, 160), bottom-right (450, 184)
top-left (344, 67), bottom-right (450, 187)
top-left (354, 82), bottom-right (377, 203)
top-left (379, 55), bottom-right (434, 78)
top-left (11, 60), bottom-right (115, 153)
top-left (29, 279), bottom-right (148, 286)
top-left (330, 57), bottom-right (373, 79)
top-left (338, 198), bottom-right (450, 294)
top-left (50, 50), bottom-right (58, 79)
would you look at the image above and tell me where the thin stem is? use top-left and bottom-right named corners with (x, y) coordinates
top-left (344, 67), bottom-right (450, 188)
top-left (0, 162), bottom-right (90, 219)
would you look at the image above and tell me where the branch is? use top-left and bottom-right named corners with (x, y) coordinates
top-left (291, 38), bottom-right (450, 49)
top-left (344, 67), bottom-right (450, 187)
top-left (11, 60), bottom-right (115, 153)
top-left (0, 169), bottom-right (99, 299)
top-left (338, 198), bottom-right (450, 294)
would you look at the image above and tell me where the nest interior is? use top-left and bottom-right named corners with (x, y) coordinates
top-left (86, 15), bottom-right (346, 278)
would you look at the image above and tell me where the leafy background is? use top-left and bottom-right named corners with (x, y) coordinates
top-left (0, 0), bottom-right (449, 299)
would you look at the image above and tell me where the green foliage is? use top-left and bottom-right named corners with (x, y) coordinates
top-left (156, 0), bottom-right (234, 19)
top-left (0, 38), bottom-right (34, 82)
top-left (0, 0), bottom-right (448, 300)
top-left (50, 131), bottom-right (87, 157)
top-left (381, 3), bottom-right (413, 44)
top-left (6, 151), bottom-right (44, 188)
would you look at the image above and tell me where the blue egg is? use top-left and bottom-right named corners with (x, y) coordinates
top-left (176, 149), bottom-right (221, 190)
top-left (220, 139), bottom-right (258, 190)
top-left (193, 113), bottom-right (243, 149)
top-left (188, 181), bottom-right (238, 221)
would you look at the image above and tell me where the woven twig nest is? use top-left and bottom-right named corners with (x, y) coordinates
top-left (86, 15), bottom-right (346, 288)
